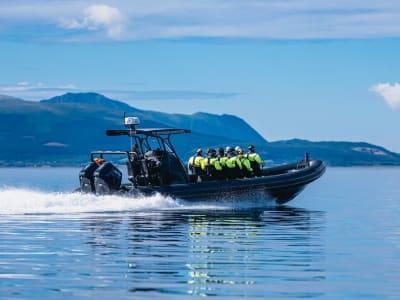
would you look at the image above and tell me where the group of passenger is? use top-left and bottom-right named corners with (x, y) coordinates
top-left (188, 145), bottom-right (264, 180)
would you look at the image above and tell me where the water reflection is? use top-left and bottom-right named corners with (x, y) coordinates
top-left (0, 207), bottom-right (325, 298)
top-left (185, 207), bottom-right (326, 297)
top-left (82, 207), bottom-right (326, 297)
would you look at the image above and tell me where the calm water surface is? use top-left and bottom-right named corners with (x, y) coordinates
top-left (0, 167), bottom-right (400, 299)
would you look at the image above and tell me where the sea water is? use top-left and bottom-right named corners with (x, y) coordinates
top-left (0, 167), bottom-right (400, 299)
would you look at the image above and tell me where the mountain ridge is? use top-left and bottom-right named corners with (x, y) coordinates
top-left (41, 92), bottom-right (267, 143)
top-left (1, 92), bottom-right (399, 166)
top-left (41, 92), bottom-right (136, 112)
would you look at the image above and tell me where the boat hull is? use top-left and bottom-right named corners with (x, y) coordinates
top-left (124, 159), bottom-right (326, 205)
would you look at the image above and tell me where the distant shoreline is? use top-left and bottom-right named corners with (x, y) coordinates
top-left (2, 163), bottom-right (400, 168)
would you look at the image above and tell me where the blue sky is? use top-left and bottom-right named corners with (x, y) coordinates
top-left (1, 1), bottom-right (400, 151)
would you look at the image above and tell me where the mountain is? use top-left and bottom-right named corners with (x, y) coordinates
top-left (0, 92), bottom-right (399, 167)
top-left (0, 94), bottom-right (25, 102)
top-left (40, 92), bottom-right (266, 142)
top-left (266, 139), bottom-right (400, 166)
top-left (41, 92), bottom-right (134, 112)
top-left (0, 92), bottom-right (267, 166)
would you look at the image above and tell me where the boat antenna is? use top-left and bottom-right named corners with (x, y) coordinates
top-left (124, 113), bottom-right (140, 151)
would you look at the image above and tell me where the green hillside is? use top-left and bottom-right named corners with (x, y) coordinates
top-left (0, 92), bottom-right (266, 166)
top-left (1, 92), bottom-right (399, 166)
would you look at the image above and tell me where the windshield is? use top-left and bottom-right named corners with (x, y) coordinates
top-left (140, 135), bottom-right (175, 154)
top-left (144, 136), bottom-right (163, 152)
top-left (163, 139), bottom-right (173, 153)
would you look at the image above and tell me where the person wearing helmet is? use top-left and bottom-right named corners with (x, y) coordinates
top-left (127, 144), bottom-right (143, 185)
top-left (237, 147), bottom-right (254, 177)
top-left (188, 148), bottom-right (205, 177)
top-left (207, 148), bottom-right (224, 179)
top-left (203, 148), bottom-right (213, 177)
top-left (225, 146), bottom-right (243, 179)
top-left (247, 145), bottom-right (264, 176)
top-left (222, 146), bottom-right (233, 171)
top-left (217, 147), bottom-right (226, 165)
top-left (217, 147), bottom-right (228, 179)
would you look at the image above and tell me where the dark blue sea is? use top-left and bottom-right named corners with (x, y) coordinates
top-left (1, 167), bottom-right (400, 299)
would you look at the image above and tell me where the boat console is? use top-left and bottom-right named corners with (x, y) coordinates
top-left (79, 116), bottom-right (191, 194)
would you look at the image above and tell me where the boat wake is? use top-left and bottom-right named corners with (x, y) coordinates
top-left (0, 187), bottom-right (260, 215)
top-left (0, 187), bottom-right (179, 215)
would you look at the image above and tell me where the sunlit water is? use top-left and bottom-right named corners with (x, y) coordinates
top-left (1, 167), bottom-right (400, 299)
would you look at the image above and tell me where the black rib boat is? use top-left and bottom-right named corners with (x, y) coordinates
top-left (78, 117), bottom-right (326, 204)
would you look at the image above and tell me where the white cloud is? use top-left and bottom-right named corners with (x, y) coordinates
top-left (59, 4), bottom-right (125, 39)
top-left (0, 82), bottom-right (237, 102)
top-left (0, 82), bottom-right (78, 100)
top-left (370, 82), bottom-right (400, 109)
top-left (2, 1), bottom-right (400, 41)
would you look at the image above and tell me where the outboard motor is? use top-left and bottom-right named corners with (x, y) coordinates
top-left (79, 162), bottom-right (99, 193)
top-left (93, 162), bottom-right (122, 195)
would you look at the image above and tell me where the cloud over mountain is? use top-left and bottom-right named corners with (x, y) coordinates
top-left (59, 4), bottom-right (125, 39)
top-left (370, 82), bottom-right (400, 110)
top-left (2, 1), bottom-right (400, 41)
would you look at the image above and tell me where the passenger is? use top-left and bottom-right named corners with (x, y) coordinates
top-left (128, 143), bottom-right (142, 185)
top-left (225, 147), bottom-right (243, 179)
top-left (203, 148), bottom-right (213, 177)
top-left (233, 146), bottom-right (243, 177)
top-left (236, 147), bottom-right (253, 177)
top-left (217, 147), bottom-right (228, 179)
top-left (188, 148), bottom-right (205, 176)
top-left (208, 149), bottom-right (224, 179)
top-left (130, 143), bottom-right (140, 161)
top-left (247, 145), bottom-right (264, 176)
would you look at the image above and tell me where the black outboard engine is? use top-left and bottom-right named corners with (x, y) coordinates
top-left (79, 162), bottom-right (99, 193)
top-left (93, 162), bottom-right (122, 195)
